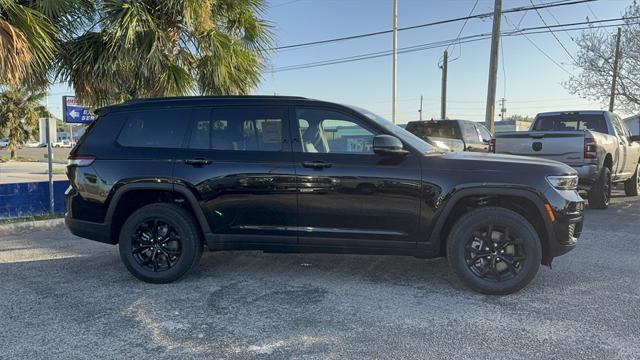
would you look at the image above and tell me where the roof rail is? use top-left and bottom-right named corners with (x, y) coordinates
top-left (124, 95), bottom-right (308, 105)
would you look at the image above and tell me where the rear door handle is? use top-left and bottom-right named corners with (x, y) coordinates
top-left (302, 161), bottom-right (332, 169)
top-left (184, 158), bottom-right (212, 166)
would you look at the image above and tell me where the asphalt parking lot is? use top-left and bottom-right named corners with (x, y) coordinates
top-left (1, 192), bottom-right (639, 359)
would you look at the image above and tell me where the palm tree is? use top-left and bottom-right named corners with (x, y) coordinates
top-left (0, 0), bottom-right (94, 87)
top-left (56, 0), bottom-right (273, 107)
top-left (0, 86), bottom-right (47, 159)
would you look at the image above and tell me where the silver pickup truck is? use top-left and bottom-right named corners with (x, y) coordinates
top-left (495, 111), bottom-right (640, 209)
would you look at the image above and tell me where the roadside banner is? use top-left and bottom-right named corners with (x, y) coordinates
top-left (63, 96), bottom-right (96, 123)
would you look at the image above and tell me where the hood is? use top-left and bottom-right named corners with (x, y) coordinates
top-left (435, 151), bottom-right (577, 176)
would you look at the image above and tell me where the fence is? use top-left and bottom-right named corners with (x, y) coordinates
top-left (0, 181), bottom-right (69, 220)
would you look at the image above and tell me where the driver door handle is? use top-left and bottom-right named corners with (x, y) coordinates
top-left (184, 158), bottom-right (212, 166)
top-left (302, 161), bottom-right (332, 169)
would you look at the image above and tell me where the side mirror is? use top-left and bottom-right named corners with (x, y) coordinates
top-left (629, 135), bottom-right (640, 143)
top-left (373, 135), bottom-right (409, 156)
top-left (482, 139), bottom-right (490, 145)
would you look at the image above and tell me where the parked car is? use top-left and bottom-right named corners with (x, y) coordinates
top-left (494, 111), bottom-right (640, 209)
top-left (0, 138), bottom-right (8, 149)
top-left (405, 119), bottom-right (493, 152)
top-left (65, 96), bottom-right (584, 295)
top-left (53, 139), bottom-right (72, 148)
top-left (25, 141), bottom-right (44, 148)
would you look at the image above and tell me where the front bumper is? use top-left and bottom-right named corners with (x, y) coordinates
top-left (543, 187), bottom-right (585, 258)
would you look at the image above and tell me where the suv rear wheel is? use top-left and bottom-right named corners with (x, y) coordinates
top-left (624, 163), bottom-right (640, 196)
top-left (118, 203), bottom-right (203, 283)
top-left (588, 167), bottom-right (611, 209)
top-left (446, 207), bottom-right (542, 295)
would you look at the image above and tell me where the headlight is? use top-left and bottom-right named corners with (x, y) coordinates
top-left (546, 175), bottom-right (578, 190)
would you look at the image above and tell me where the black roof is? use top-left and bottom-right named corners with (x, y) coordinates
top-left (96, 95), bottom-right (313, 114)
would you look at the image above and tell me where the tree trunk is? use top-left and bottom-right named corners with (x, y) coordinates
top-left (10, 148), bottom-right (16, 159)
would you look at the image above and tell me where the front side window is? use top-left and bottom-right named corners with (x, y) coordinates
top-left (476, 124), bottom-right (492, 143)
top-left (117, 109), bottom-right (188, 148)
top-left (189, 107), bottom-right (286, 151)
top-left (296, 108), bottom-right (376, 154)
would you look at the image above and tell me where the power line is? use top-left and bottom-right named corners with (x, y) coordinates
top-left (503, 15), bottom-right (574, 76)
top-left (529, 0), bottom-right (578, 63)
top-left (445, 0), bottom-right (480, 62)
top-left (268, 0), bottom-right (598, 51)
top-left (271, 16), bottom-right (639, 73)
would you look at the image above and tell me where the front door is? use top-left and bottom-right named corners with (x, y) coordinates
top-left (291, 106), bottom-right (422, 248)
top-left (173, 106), bottom-right (298, 243)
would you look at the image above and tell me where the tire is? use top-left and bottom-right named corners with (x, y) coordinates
top-left (624, 163), bottom-right (640, 196)
top-left (588, 167), bottom-right (612, 209)
top-left (446, 207), bottom-right (542, 295)
top-left (118, 203), bottom-right (203, 283)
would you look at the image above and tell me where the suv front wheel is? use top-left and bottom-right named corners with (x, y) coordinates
top-left (447, 207), bottom-right (542, 295)
top-left (118, 203), bottom-right (203, 283)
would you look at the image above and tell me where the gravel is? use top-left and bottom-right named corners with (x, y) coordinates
top-left (1, 191), bottom-right (639, 359)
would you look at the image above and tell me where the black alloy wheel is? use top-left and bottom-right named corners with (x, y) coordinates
top-left (119, 203), bottom-right (203, 283)
top-left (464, 225), bottom-right (526, 282)
top-left (131, 219), bottom-right (182, 273)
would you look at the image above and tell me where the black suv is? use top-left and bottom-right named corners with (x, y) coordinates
top-left (65, 96), bottom-right (584, 294)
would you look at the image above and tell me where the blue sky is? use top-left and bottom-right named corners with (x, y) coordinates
top-left (47, 0), bottom-right (632, 123)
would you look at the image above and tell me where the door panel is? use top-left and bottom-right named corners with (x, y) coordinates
top-left (292, 107), bottom-right (421, 247)
top-left (173, 106), bottom-right (298, 241)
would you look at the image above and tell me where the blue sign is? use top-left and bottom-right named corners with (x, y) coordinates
top-left (63, 95), bottom-right (96, 123)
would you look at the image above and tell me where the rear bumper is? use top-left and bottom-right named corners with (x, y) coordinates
top-left (572, 164), bottom-right (599, 188)
top-left (65, 186), bottom-right (114, 244)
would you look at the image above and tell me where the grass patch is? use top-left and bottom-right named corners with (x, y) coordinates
top-left (0, 213), bottom-right (64, 225)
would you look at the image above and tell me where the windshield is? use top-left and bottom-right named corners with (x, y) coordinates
top-left (532, 114), bottom-right (608, 133)
top-left (405, 121), bottom-right (461, 140)
top-left (346, 105), bottom-right (436, 154)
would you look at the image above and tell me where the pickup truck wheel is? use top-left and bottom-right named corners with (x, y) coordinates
top-left (446, 207), bottom-right (542, 295)
top-left (623, 164), bottom-right (640, 196)
top-left (588, 167), bottom-right (611, 209)
top-left (118, 203), bottom-right (203, 283)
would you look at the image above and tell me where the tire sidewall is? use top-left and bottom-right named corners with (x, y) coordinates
top-left (118, 204), bottom-right (201, 283)
top-left (447, 207), bottom-right (542, 295)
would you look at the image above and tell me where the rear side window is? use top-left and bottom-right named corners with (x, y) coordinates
top-left (117, 109), bottom-right (188, 148)
top-left (461, 122), bottom-right (480, 144)
top-left (188, 107), bottom-right (287, 152)
top-left (532, 114), bottom-right (608, 133)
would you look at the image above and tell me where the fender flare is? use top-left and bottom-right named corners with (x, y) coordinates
top-left (426, 186), bottom-right (555, 257)
top-left (104, 182), bottom-right (211, 236)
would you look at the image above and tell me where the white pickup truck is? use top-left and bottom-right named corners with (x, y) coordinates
top-left (495, 111), bottom-right (640, 209)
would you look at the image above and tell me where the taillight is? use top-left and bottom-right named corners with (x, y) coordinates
top-left (489, 139), bottom-right (496, 153)
top-left (584, 138), bottom-right (597, 159)
top-left (67, 155), bottom-right (95, 167)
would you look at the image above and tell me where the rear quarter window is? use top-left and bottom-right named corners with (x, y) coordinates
top-left (117, 109), bottom-right (188, 148)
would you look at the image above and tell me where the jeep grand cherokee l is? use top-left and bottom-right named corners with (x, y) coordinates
top-left (65, 96), bottom-right (584, 294)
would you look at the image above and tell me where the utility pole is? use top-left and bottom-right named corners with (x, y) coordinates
top-left (609, 27), bottom-right (622, 112)
top-left (392, 0), bottom-right (398, 124)
top-left (484, 0), bottom-right (502, 132)
top-left (418, 95), bottom-right (423, 120)
top-left (500, 98), bottom-right (507, 120)
top-left (440, 50), bottom-right (448, 120)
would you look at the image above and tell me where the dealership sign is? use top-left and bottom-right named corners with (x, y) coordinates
top-left (63, 96), bottom-right (96, 124)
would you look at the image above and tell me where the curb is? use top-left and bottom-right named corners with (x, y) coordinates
top-left (0, 218), bottom-right (65, 236)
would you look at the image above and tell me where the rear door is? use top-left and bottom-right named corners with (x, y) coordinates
top-left (173, 105), bottom-right (298, 243)
top-left (291, 106), bottom-right (422, 248)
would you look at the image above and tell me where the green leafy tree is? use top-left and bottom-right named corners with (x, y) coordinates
top-left (565, 1), bottom-right (640, 113)
top-left (56, 0), bottom-right (273, 107)
top-left (0, 0), bottom-right (93, 87)
top-left (0, 86), bottom-right (48, 159)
